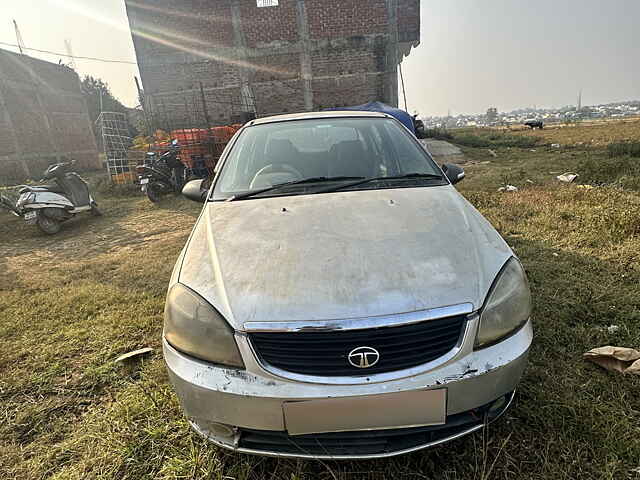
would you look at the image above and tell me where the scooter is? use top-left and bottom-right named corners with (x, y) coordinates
top-left (0, 161), bottom-right (101, 235)
top-left (137, 140), bottom-right (187, 203)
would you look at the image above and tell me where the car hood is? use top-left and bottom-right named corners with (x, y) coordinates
top-left (178, 186), bottom-right (512, 330)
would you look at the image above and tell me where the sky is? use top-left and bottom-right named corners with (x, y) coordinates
top-left (1, 0), bottom-right (638, 117)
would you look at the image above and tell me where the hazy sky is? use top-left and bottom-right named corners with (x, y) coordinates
top-left (1, 0), bottom-right (638, 116)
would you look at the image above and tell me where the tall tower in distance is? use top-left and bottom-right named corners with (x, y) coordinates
top-left (577, 90), bottom-right (582, 112)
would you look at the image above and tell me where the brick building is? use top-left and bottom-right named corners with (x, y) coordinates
top-left (0, 49), bottom-right (100, 182)
top-left (124, 0), bottom-right (420, 129)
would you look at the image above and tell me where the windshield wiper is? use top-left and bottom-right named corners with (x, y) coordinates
top-left (226, 176), bottom-right (365, 201)
top-left (317, 172), bottom-right (444, 194)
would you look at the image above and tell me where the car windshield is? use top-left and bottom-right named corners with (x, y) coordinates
top-left (212, 117), bottom-right (445, 201)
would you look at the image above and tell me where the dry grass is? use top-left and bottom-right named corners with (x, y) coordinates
top-left (2, 122), bottom-right (640, 479)
top-left (504, 117), bottom-right (640, 147)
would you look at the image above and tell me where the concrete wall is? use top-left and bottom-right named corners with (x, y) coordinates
top-left (124, 0), bottom-right (420, 129)
top-left (0, 49), bottom-right (100, 182)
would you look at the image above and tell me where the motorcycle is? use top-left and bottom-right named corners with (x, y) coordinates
top-left (0, 161), bottom-right (101, 235)
top-left (136, 140), bottom-right (187, 203)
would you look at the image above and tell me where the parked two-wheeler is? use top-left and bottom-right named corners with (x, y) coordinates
top-left (0, 161), bottom-right (101, 235)
top-left (137, 141), bottom-right (188, 203)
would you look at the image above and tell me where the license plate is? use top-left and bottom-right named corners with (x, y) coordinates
top-left (283, 388), bottom-right (446, 436)
top-left (24, 211), bottom-right (37, 221)
top-left (140, 178), bottom-right (149, 185)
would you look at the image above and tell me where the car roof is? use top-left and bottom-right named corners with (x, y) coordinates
top-left (249, 110), bottom-right (390, 126)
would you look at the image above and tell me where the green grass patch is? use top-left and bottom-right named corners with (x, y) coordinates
top-left (452, 132), bottom-right (541, 149)
top-left (423, 127), bottom-right (454, 141)
top-left (608, 141), bottom-right (640, 158)
top-left (2, 140), bottom-right (640, 479)
top-left (578, 155), bottom-right (640, 190)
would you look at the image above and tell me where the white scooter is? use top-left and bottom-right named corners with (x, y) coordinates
top-left (0, 161), bottom-right (101, 235)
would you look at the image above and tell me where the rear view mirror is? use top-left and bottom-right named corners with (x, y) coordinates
top-left (441, 163), bottom-right (465, 185)
top-left (182, 179), bottom-right (207, 203)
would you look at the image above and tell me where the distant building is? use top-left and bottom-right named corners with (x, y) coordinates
top-left (486, 107), bottom-right (498, 124)
top-left (124, 0), bottom-right (420, 129)
top-left (0, 49), bottom-right (99, 181)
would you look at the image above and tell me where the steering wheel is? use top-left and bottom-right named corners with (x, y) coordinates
top-left (250, 163), bottom-right (303, 189)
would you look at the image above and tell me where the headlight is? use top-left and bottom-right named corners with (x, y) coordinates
top-left (164, 283), bottom-right (244, 367)
top-left (475, 257), bottom-right (532, 348)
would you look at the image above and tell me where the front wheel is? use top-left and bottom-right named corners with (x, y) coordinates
top-left (37, 212), bottom-right (61, 235)
top-left (146, 182), bottom-right (167, 203)
top-left (90, 202), bottom-right (102, 216)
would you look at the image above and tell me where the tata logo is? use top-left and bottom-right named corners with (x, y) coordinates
top-left (348, 346), bottom-right (380, 369)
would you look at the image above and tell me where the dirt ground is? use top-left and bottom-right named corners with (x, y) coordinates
top-left (0, 193), bottom-right (198, 281)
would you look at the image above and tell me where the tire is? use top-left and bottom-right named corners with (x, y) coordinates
top-left (91, 204), bottom-right (103, 216)
top-left (146, 182), bottom-right (166, 203)
top-left (36, 212), bottom-right (61, 235)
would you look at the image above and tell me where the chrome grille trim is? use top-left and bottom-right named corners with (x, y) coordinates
top-left (242, 302), bottom-right (474, 333)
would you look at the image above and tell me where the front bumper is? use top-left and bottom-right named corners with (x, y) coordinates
top-left (165, 319), bottom-right (532, 459)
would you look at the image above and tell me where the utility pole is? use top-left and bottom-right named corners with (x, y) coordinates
top-left (64, 39), bottom-right (77, 70)
top-left (399, 62), bottom-right (408, 112)
top-left (13, 20), bottom-right (25, 54)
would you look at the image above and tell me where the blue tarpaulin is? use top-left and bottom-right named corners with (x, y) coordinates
top-left (327, 101), bottom-right (416, 135)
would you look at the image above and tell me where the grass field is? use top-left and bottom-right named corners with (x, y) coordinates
top-left (460, 117), bottom-right (640, 148)
top-left (1, 120), bottom-right (640, 479)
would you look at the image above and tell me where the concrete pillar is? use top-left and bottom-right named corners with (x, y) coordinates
top-left (296, 0), bottom-right (314, 112)
top-left (231, 1), bottom-right (257, 117)
top-left (385, 0), bottom-right (399, 107)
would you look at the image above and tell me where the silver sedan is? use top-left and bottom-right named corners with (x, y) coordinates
top-left (166, 111), bottom-right (533, 459)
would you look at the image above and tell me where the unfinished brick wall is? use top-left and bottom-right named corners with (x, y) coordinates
top-left (125, 0), bottom-right (420, 129)
top-left (398, 0), bottom-right (420, 42)
top-left (0, 49), bottom-right (99, 182)
top-left (305, 0), bottom-right (389, 39)
top-left (239, 0), bottom-right (300, 46)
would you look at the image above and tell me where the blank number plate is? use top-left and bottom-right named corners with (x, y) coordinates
top-left (283, 388), bottom-right (446, 436)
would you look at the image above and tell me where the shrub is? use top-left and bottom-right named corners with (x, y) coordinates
top-left (423, 127), bottom-right (453, 140)
top-left (452, 132), bottom-right (540, 149)
top-left (578, 156), bottom-right (640, 191)
top-left (608, 141), bottom-right (640, 158)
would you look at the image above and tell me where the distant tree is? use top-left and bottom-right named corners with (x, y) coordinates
top-left (80, 76), bottom-right (130, 147)
top-left (81, 76), bottom-right (126, 121)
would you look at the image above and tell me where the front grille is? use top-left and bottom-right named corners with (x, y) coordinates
top-left (238, 395), bottom-right (510, 457)
top-left (249, 315), bottom-right (466, 376)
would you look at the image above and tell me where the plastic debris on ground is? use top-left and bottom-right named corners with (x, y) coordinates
top-left (577, 184), bottom-right (595, 190)
top-left (551, 143), bottom-right (561, 148)
top-left (557, 172), bottom-right (579, 183)
top-left (583, 346), bottom-right (640, 375)
top-left (115, 347), bottom-right (154, 363)
top-left (488, 149), bottom-right (498, 157)
top-left (498, 185), bottom-right (518, 192)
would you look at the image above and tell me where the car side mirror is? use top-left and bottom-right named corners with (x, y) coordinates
top-left (442, 163), bottom-right (465, 185)
top-left (182, 179), bottom-right (207, 203)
